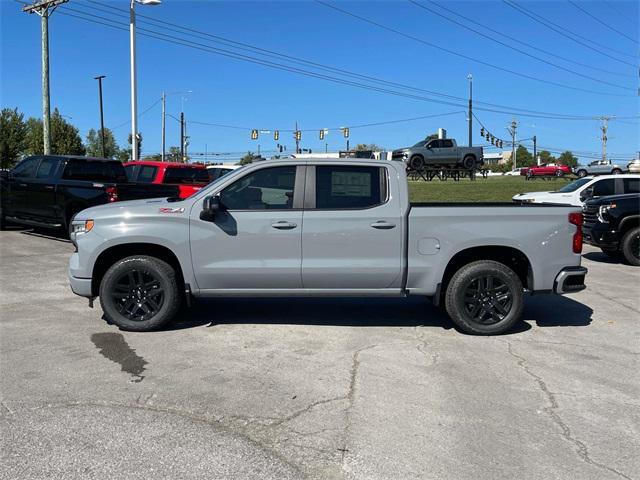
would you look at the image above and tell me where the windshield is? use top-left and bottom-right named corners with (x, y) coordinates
top-left (556, 177), bottom-right (591, 193)
top-left (412, 141), bottom-right (426, 148)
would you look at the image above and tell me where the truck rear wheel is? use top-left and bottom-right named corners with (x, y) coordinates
top-left (445, 260), bottom-right (524, 335)
top-left (620, 227), bottom-right (640, 266)
top-left (462, 155), bottom-right (477, 170)
top-left (611, 168), bottom-right (622, 175)
top-left (99, 256), bottom-right (181, 331)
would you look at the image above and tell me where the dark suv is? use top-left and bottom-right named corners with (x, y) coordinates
top-left (583, 193), bottom-right (640, 266)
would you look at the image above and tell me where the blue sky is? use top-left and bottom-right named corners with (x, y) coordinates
top-left (1, 0), bottom-right (638, 163)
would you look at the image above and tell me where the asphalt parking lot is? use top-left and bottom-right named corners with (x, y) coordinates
top-left (1, 227), bottom-right (638, 480)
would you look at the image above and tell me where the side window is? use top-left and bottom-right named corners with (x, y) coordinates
top-left (35, 158), bottom-right (58, 179)
top-left (592, 179), bottom-right (615, 196)
top-left (124, 164), bottom-right (137, 181)
top-left (12, 157), bottom-right (39, 178)
top-left (428, 140), bottom-right (440, 149)
top-left (220, 166), bottom-right (296, 210)
top-left (63, 160), bottom-right (126, 182)
top-left (315, 166), bottom-right (386, 209)
top-left (137, 166), bottom-right (157, 183)
top-left (623, 178), bottom-right (640, 194)
top-left (441, 140), bottom-right (454, 148)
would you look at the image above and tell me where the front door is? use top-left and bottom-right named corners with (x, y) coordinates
top-left (5, 156), bottom-right (41, 217)
top-left (301, 164), bottom-right (403, 289)
top-left (29, 157), bottom-right (60, 219)
top-left (190, 165), bottom-right (304, 290)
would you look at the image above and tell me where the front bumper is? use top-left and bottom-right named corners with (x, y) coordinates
top-left (583, 225), bottom-right (619, 249)
top-left (69, 272), bottom-right (93, 297)
top-left (553, 267), bottom-right (588, 294)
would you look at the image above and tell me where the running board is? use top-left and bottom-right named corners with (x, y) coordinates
top-left (6, 216), bottom-right (62, 229)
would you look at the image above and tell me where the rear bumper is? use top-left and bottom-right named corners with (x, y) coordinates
top-left (553, 267), bottom-right (588, 294)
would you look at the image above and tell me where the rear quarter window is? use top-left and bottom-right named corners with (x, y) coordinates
top-left (623, 178), bottom-right (640, 194)
top-left (163, 167), bottom-right (209, 184)
top-left (63, 159), bottom-right (127, 182)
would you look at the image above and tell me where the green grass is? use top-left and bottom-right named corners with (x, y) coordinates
top-left (408, 176), bottom-right (574, 203)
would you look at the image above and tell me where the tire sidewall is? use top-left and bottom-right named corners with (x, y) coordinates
top-left (621, 227), bottom-right (640, 266)
top-left (410, 156), bottom-right (424, 170)
top-left (463, 156), bottom-right (476, 170)
top-left (577, 170), bottom-right (587, 177)
top-left (99, 256), bottom-right (181, 331)
top-left (445, 261), bottom-right (524, 335)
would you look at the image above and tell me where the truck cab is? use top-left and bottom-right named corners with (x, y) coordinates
top-left (124, 161), bottom-right (209, 199)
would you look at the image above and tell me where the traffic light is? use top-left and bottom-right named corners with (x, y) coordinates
top-left (295, 130), bottom-right (301, 141)
top-left (485, 132), bottom-right (490, 141)
top-left (319, 129), bottom-right (325, 140)
top-left (480, 127), bottom-right (485, 137)
top-left (251, 129), bottom-right (258, 140)
top-left (490, 135), bottom-right (495, 145)
top-left (343, 127), bottom-right (349, 138)
top-left (274, 130), bottom-right (279, 141)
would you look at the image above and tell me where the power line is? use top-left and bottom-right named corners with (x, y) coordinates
top-left (503, 0), bottom-right (638, 66)
top-left (567, 0), bottom-right (638, 45)
top-left (603, 0), bottom-right (639, 29)
top-left (111, 97), bottom-right (162, 130)
top-left (80, 0), bottom-right (630, 117)
top-left (59, 6), bottom-right (633, 121)
top-left (313, 0), bottom-right (634, 97)
top-left (420, 0), bottom-right (634, 79)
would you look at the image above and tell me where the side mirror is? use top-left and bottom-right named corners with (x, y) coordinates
top-left (580, 187), bottom-right (594, 201)
top-left (200, 195), bottom-right (223, 221)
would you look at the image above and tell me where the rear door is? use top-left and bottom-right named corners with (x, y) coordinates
top-left (190, 164), bottom-right (304, 289)
top-left (29, 157), bottom-right (60, 219)
top-left (301, 164), bottom-right (403, 289)
top-left (592, 178), bottom-right (617, 197)
top-left (440, 139), bottom-right (457, 164)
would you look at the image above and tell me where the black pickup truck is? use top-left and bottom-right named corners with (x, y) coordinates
top-left (583, 193), bottom-right (640, 266)
top-left (0, 155), bottom-right (179, 235)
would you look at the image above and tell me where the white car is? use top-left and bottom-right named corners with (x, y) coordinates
top-left (627, 159), bottom-right (640, 174)
top-left (512, 174), bottom-right (640, 206)
top-left (504, 168), bottom-right (523, 176)
top-left (206, 163), bottom-right (240, 182)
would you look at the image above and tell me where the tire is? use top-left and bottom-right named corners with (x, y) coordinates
top-left (445, 260), bottom-right (524, 335)
top-left (611, 168), bottom-right (622, 175)
top-left (620, 227), bottom-right (640, 266)
top-left (409, 155), bottom-right (424, 170)
top-left (576, 169), bottom-right (587, 178)
top-left (555, 169), bottom-right (564, 177)
top-left (463, 155), bottom-right (477, 170)
top-left (99, 256), bottom-right (182, 331)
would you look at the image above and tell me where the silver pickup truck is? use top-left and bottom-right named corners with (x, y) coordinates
top-left (391, 138), bottom-right (483, 170)
top-left (574, 160), bottom-right (627, 178)
top-left (69, 158), bottom-right (587, 335)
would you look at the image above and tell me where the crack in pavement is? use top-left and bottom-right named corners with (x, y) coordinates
top-left (505, 341), bottom-right (633, 480)
top-left (413, 326), bottom-right (439, 366)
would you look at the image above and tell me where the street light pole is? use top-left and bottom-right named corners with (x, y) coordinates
top-left (467, 73), bottom-right (473, 147)
top-left (129, 0), bottom-right (161, 160)
top-left (94, 75), bottom-right (106, 158)
top-left (161, 91), bottom-right (166, 161)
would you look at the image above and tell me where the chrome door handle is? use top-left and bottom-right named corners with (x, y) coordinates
top-left (44, 185), bottom-right (54, 190)
top-left (271, 221), bottom-right (297, 230)
top-left (370, 221), bottom-right (396, 229)
top-left (18, 183), bottom-right (27, 187)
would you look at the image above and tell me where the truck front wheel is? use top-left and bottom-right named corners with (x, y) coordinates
top-left (620, 227), bottom-right (640, 266)
top-left (99, 256), bottom-right (182, 331)
top-left (409, 155), bottom-right (424, 170)
top-left (445, 260), bottom-right (524, 335)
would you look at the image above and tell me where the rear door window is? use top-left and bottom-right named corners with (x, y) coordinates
top-left (592, 179), bottom-right (616, 196)
top-left (441, 139), bottom-right (454, 148)
top-left (623, 178), bottom-right (640, 194)
top-left (62, 159), bottom-right (127, 182)
top-left (137, 166), bottom-right (158, 183)
top-left (163, 167), bottom-right (209, 184)
top-left (35, 158), bottom-right (58, 178)
top-left (315, 166), bottom-right (387, 209)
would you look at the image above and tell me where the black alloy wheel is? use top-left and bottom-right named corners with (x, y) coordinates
top-left (462, 275), bottom-right (513, 325)
top-left (111, 269), bottom-right (165, 322)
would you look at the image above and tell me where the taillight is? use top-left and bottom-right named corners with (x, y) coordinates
top-left (106, 185), bottom-right (119, 203)
top-left (569, 212), bottom-right (583, 254)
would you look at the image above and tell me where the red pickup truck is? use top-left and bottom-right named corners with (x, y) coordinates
top-left (124, 161), bottom-right (209, 199)
top-left (521, 163), bottom-right (572, 178)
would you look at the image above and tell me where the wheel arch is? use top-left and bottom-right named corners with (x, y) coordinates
top-left (439, 245), bottom-right (532, 302)
top-left (619, 215), bottom-right (640, 235)
top-left (91, 243), bottom-right (185, 297)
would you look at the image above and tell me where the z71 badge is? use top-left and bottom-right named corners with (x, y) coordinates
top-left (158, 207), bottom-right (185, 214)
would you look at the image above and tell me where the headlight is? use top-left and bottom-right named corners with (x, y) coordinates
top-left (597, 204), bottom-right (615, 223)
top-left (72, 219), bottom-right (94, 235)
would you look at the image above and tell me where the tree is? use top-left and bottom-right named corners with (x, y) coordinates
top-left (514, 145), bottom-right (535, 167)
top-left (238, 151), bottom-right (255, 165)
top-left (558, 150), bottom-right (578, 167)
top-left (537, 150), bottom-right (556, 164)
top-left (86, 128), bottom-right (120, 158)
top-left (168, 146), bottom-right (181, 162)
top-left (24, 109), bottom-right (85, 156)
top-left (355, 143), bottom-right (384, 151)
top-left (0, 108), bottom-right (27, 168)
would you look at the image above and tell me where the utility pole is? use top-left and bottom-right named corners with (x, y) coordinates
top-left (161, 91), bottom-right (166, 161)
top-left (467, 73), bottom-right (473, 147)
top-left (94, 75), bottom-right (106, 158)
top-left (180, 111), bottom-right (185, 162)
top-left (22, 0), bottom-right (68, 155)
top-left (507, 119), bottom-right (518, 170)
top-left (533, 135), bottom-right (537, 166)
top-left (598, 116), bottom-right (612, 162)
top-left (295, 121), bottom-right (300, 154)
